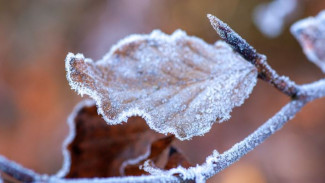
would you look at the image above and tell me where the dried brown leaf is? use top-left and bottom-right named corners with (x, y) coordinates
top-left (66, 30), bottom-right (257, 140)
top-left (164, 147), bottom-right (192, 170)
top-left (122, 135), bottom-right (174, 176)
top-left (58, 100), bottom-right (165, 178)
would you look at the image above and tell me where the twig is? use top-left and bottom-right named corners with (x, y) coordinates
top-left (201, 78), bottom-right (325, 181)
top-left (0, 155), bottom-right (180, 183)
top-left (298, 78), bottom-right (325, 101)
top-left (207, 14), bottom-right (298, 98)
top-left (0, 155), bottom-right (41, 182)
top-left (48, 175), bottom-right (180, 183)
top-left (156, 78), bottom-right (325, 182)
top-left (202, 100), bottom-right (306, 179)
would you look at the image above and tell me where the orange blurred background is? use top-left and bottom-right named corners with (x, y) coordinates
top-left (0, 1), bottom-right (325, 182)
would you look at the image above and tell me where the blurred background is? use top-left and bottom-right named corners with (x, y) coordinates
top-left (0, 0), bottom-right (325, 182)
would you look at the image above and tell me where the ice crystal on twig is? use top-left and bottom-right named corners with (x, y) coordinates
top-left (207, 14), bottom-right (298, 97)
top-left (207, 14), bottom-right (258, 62)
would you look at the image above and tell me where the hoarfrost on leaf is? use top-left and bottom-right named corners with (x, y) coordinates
top-left (291, 10), bottom-right (325, 73)
top-left (253, 0), bottom-right (298, 38)
top-left (66, 29), bottom-right (258, 140)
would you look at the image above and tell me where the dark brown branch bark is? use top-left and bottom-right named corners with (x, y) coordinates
top-left (207, 14), bottom-right (298, 98)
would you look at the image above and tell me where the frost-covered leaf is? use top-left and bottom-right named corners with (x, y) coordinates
top-left (66, 29), bottom-right (258, 140)
top-left (253, 0), bottom-right (298, 38)
top-left (291, 10), bottom-right (325, 73)
top-left (57, 100), bottom-right (165, 178)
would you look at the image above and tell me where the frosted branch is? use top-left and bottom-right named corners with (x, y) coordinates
top-left (150, 100), bottom-right (304, 182)
top-left (157, 78), bottom-right (325, 182)
top-left (298, 78), bottom-right (325, 101)
top-left (0, 155), bottom-right (42, 182)
top-left (0, 154), bottom-right (180, 183)
top-left (201, 100), bottom-right (306, 180)
top-left (198, 79), bottom-right (325, 181)
top-left (48, 175), bottom-right (180, 183)
top-left (207, 14), bottom-right (298, 97)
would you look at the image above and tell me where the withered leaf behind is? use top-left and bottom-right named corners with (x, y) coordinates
top-left (121, 138), bottom-right (192, 177)
top-left (121, 135), bottom-right (174, 176)
top-left (164, 147), bottom-right (192, 170)
top-left (58, 100), bottom-right (165, 178)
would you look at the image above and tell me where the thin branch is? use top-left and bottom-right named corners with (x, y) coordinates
top-left (207, 14), bottom-right (298, 97)
top-left (153, 100), bottom-right (305, 182)
top-left (0, 155), bottom-right (180, 183)
top-left (203, 100), bottom-right (306, 180)
top-left (0, 155), bottom-right (42, 182)
top-left (48, 175), bottom-right (180, 183)
top-left (154, 78), bottom-right (325, 182)
top-left (298, 78), bottom-right (325, 101)
top-left (199, 79), bottom-right (325, 181)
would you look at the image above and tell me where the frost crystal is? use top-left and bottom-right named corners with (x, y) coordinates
top-left (291, 10), bottom-right (325, 73)
top-left (66, 29), bottom-right (258, 140)
top-left (253, 0), bottom-right (298, 38)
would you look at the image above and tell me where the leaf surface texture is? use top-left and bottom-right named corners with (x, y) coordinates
top-left (66, 30), bottom-right (257, 140)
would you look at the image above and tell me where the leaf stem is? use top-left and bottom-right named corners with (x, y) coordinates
top-left (207, 14), bottom-right (298, 97)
